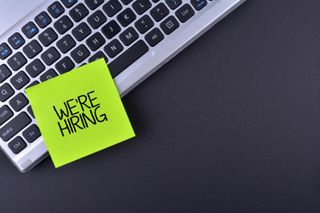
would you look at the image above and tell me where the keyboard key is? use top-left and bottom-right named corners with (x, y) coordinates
top-left (117, 8), bottom-right (136, 27)
top-left (23, 124), bottom-right (41, 143)
top-left (10, 71), bottom-right (30, 90)
top-left (120, 0), bottom-right (134, 5)
top-left (103, 0), bottom-right (122, 17)
top-left (0, 106), bottom-right (13, 126)
top-left (165, 0), bottom-right (182, 10)
top-left (9, 93), bottom-right (29, 112)
top-left (71, 44), bottom-right (90, 63)
top-left (72, 22), bottom-right (92, 41)
top-left (86, 32), bottom-right (106, 51)
top-left (57, 35), bottom-right (76, 53)
top-left (120, 27), bottom-right (139, 46)
top-left (0, 83), bottom-right (14, 102)
top-left (61, 0), bottom-right (78, 8)
top-left (101, 20), bottom-right (121, 39)
top-left (145, 27), bottom-right (164, 47)
top-left (22, 22), bottom-right (39, 39)
top-left (88, 10), bottom-right (107, 29)
top-left (41, 47), bottom-right (61, 66)
top-left (8, 33), bottom-right (25, 50)
top-left (40, 69), bottom-right (58, 82)
top-left (7, 53), bottom-right (27, 71)
top-left (27, 81), bottom-right (39, 89)
top-left (0, 112), bottom-right (31, 142)
top-left (109, 40), bottom-right (149, 77)
top-left (8, 137), bottom-right (27, 154)
top-left (38, 28), bottom-right (58, 47)
top-left (104, 39), bottom-right (123, 58)
top-left (89, 51), bottom-right (108, 63)
top-left (160, 16), bottom-right (179, 35)
top-left (23, 40), bottom-right (43, 59)
top-left (70, 3), bottom-right (89, 22)
top-left (35, 11), bottom-right (52, 28)
top-left (55, 56), bottom-right (75, 74)
top-left (85, 0), bottom-right (104, 10)
top-left (27, 106), bottom-right (34, 118)
top-left (26, 59), bottom-right (45, 77)
top-left (54, 16), bottom-right (74, 34)
top-left (133, 0), bottom-right (152, 15)
top-left (150, 3), bottom-right (169, 22)
top-left (135, 15), bottom-right (154, 34)
top-left (0, 43), bottom-right (12, 60)
top-left (48, 1), bottom-right (65, 18)
top-left (0, 65), bottom-right (11, 83)
top-left (176, 4), bottom-right (194, 23)
top-left (191, 0), bottom-right (207, 11)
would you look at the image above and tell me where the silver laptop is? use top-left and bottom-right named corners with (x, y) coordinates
top-left (0, 0), bottom-right (245, 172)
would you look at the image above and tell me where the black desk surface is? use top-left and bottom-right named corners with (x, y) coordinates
top-left (2, 1), bottom-right (320, 212)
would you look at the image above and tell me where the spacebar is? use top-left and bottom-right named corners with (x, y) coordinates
top-left (109, 40), bottom-right (149, 78)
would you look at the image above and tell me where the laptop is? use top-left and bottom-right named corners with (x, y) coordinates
top-left (0, 0), bottom-right (245, 172)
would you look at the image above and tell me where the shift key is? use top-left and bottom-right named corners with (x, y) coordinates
top-left (0, 112), bottom-right (31, 142)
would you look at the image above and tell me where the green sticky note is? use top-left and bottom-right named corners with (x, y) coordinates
top-left (25, 59), bottom-right (135, 168)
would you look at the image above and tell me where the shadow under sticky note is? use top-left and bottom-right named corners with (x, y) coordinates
top-left (25, 59), bottom-right (135, 168)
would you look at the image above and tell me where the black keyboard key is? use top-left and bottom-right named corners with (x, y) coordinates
top-left (23, 124), bottom-right (41, 143)
top-left (27, 106), bottom-right (34, 118)
top-left (8, 33), bottom-right (25, 50)
top-left (7, 53), bottom-right (27, 71)
top-left (35, 11), bottom-right (52, 28)
top-left (191, 0), bottom-right (207, 11)
top-left (8, 137), bottom-right (27, 154)
top-left (86, 32), bottom-right (106, 51)
top-left (133, 0), bottom-right (152, 15)
top-left (40, 69), bottom-right (58, 82)
top-left (88, 10), bottom-right (107, 29)
top-left (10, 71), bottom-right (30, 90)
top-left (104, 39), bottom-right (123, 58)
top-left (160, 16), bottom-right (179, 35)
top-left (0, 65), bottom-right (11, 83)
top-left (109, 40), bottom-right (148, 77)
top-left (70, 3), bottom-right (89, 22)
top-left (176, 4), bottom-right (194, 23)
top-left (48, 1), bottom-right (65, 18)
top-left (103, 0), bottom-right (122, 17)
top-left (85, 0), bottom-right (104, 10)
top-left (117, 8), bottom-right (136, 27)
top-left (101, 20), bottom-right (121, 39)
top-left (72, 22), bottom-right (92, 41)
top-left (38, 28), bottom-right (58, 47)
top-left (0, 105), bottom-right (13, 126)
top-left (145, 27), bottom-right (164, 47)
top-left (55, 56), bottom-right (75, 74)
top-left (0, 83), bottom-right (14, 102)
top-left (54, 16), bottom-right (74, 34)
top-left (89, 51), bottom-right (108, 63)
top-left (22, 22), bottom-right (39, 39)
top-left (23, 40), bottom-right (43, 59)
top-left (0, 112), bottom-right (31, 142)
top-left (165, 0), bottom-right (182, 10)
top-left (71, 45), bottom-right (90, 63)
top-left (9, 93), bottom-right (29, 112)
top-left (57, 35), bottom-right (76, 53)
top-left (150, 3), bottom-right (169, 22)
top-left (61, 0), bottom-right (78, 8)
top-left (0, 43), bottom-right (12, 60)
top-left (135, 15), bottom-right (154, 34)
top-left (41, 47), bottom-right (61, 66)
top-left (26, 59), bottom-right (45, 77)
top-left (27, 81), bottom-right (40, 88)
top-left (120, 0), bottom-right (133, 5)
top-left (120, 27), bottom-right (139, 46)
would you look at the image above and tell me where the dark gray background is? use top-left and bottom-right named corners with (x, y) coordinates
top-left (1, 0), bottom-right (320, 212)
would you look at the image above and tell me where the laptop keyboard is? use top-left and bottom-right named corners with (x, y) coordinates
top-left (0, 0), bottom-right (213, 156)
